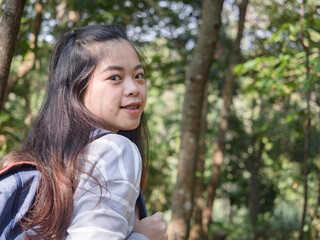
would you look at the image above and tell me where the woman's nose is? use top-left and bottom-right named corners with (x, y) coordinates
top-left (125, 78), bottom-right (140, 96)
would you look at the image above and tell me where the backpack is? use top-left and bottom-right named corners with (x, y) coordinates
top-left (0, 161), bottom-right (39, 240)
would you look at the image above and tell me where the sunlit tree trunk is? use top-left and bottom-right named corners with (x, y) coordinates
top-left (0, 0), bottom-right (26, 111)
top-left (298, 0), bottom-right (311, 239)
top-left (4, 0), bottom-right (44, 105)
top-left (202, 0), bottom-right (249, 234)
top-left (168, 0), bottom-right (224, 239)
top-left (188, 84), bottom-right (208, 240)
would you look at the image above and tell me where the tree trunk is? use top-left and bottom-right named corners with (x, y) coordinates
top-left (188, 84), bottom-right (208, 240)
top-left (3, 0), bottom-right (44, 105)
top-left (298, 1), bottom-right (311, 239)
top-left (248, 139), bottom-right (264, 228)
top-left (168, 0), bottom-right (224, 239)
top-left (0, 0), bottom-right (26, 111)
top-left (202, 0), bottom-right (249, 234)
top-left (247, 98), bottom-right (266, 238)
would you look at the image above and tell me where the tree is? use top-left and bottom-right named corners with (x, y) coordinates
top-left (188, 84), bottom-right (208, 240)
top-left (203, 0), bottom-right (249, 234)
top-left (0, 0), bottom-right (26, 111)
top-left (168, 0), bottom-right (224, 239)
top-left (4, 0), bottom-right (44, 107)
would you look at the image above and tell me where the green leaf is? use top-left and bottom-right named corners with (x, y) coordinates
top-left (286, 113), bottom-right (295, 123)
top-left (265, 31), bottom-right (283, 44)
top-left (303, 76), bottom-right (311, 92)
top-left (243, 58), bottom-right (259, 70)
top-left (304, 55), bottom-right (320, 92)
top-left (233, 63), bottom-right (245, 75)
top-left (308, 28), bottom-right (320, 43)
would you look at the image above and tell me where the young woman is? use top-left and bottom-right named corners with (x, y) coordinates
top-left (1, 24), bottom-right (167, 240)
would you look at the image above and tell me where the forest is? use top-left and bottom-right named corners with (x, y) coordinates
top-left (0, 0), bottom-right (319, 239)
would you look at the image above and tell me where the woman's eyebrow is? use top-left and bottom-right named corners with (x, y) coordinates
top-left (102, 64), bottom-right (144, 73)
top-left (135, 64), bottom-right (144, 70)
top-left (103, 65), bottom-right (124, 72)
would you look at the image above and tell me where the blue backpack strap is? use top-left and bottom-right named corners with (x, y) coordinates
top-left (137, 190), bottom-right (148, 219)
top-left (0, 162), bottom-right (40, 240)
top-left (89, 129), bottom-right (112, 141)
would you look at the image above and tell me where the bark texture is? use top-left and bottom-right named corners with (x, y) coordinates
top-left (168, 0), bottom-right (224, 239)
top-left (0, 0), bottom-right (26, 111)
top-left (203, 0), bottom-right (249, 233)
top-left (4, 0), bottom-right (44, 105)
top-left (248, 138), bottom-right (264, 227)
top-left (188, 85), bottom-right (208, 240)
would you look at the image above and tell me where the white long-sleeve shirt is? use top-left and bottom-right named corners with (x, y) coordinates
top-left (66, 131), bottom-right (149, 240)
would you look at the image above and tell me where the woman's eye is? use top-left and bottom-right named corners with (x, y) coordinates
top-left (109, 75), bottom-right (121, 81)
top-left (136, 73), bottom-right (144, 79)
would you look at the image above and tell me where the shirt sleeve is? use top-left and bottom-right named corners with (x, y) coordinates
top-left (66, 134), bottom-right (144, 240)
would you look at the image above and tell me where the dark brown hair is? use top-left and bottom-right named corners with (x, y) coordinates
top-left (2, 24), bottom-right (149, 239)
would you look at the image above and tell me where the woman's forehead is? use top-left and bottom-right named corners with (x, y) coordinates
top-left (96, 40), bottom-right (140, 63)
top-left (90, 41), bottom-right (142, 74)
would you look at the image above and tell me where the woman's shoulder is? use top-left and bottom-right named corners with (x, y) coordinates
top-left (90, 131), bottom-right (137, 152)
top-left (86, 130), bottom-right (141, 166)
top-left (83, 131), bottom-right (141, 184)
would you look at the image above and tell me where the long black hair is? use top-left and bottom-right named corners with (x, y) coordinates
top-left (3, 24), bottom-right (149, 239)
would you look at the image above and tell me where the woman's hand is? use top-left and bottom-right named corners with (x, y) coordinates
top-left (133, 212), bottom-right (168, 240)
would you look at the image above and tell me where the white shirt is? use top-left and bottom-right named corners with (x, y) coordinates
top-left (66, 132), bottom-right (149, 240)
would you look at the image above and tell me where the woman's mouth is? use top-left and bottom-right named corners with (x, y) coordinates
top-left (121, 103), bottom-right (141, 113)
top-left (122, 106), bottom-right (139, 110)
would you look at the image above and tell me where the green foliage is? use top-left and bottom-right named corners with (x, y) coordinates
top-left (1, 0), bottom-right (320, 239)
top-left (207, 1), bottom-right (320, 239)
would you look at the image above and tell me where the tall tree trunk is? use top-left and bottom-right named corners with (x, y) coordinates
top-left (298, 0), bottom-right (311, 239)
top-left (202, 0), bottom-right (249, 234)
top-left (188, 84), bottom-right (208, 240)
top-left (247, 98), bottom-right (266, 238)
top-left (0, 0), bottom-right (26, 111)
top-left (168, 0), bottom-right (224, 239)
top-left (248, 138), bottom-right (264, 231)
top-left (3, 0), bottom-right (44, 105)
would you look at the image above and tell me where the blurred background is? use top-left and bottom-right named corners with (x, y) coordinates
top-left (0, 0), bottom-right (319, 239)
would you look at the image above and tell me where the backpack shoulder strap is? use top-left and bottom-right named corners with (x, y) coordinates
top-left (0, 161), bottom-right (38, 175)
top-left (88, 129), bottom-right (111, 143)
top-left (0, 161), bottom-right (40, 240)
top-left (137, 190), bottom-right (148, 219)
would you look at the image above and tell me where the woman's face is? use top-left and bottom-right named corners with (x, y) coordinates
top-left (83, 39), bottom-right (147, 133)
